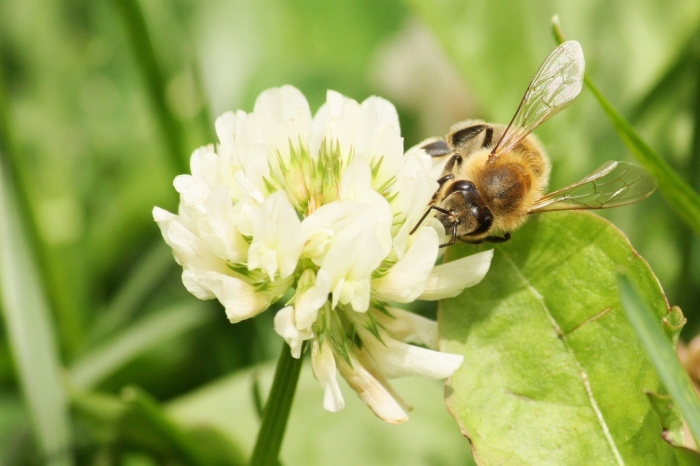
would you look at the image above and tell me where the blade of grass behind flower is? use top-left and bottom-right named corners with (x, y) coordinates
top-left (628, 29), bottom-right (700, 123)
top-left (553, 18), bottom-right (700, 237)
top-left (0, 63), bottom-right (73, 465)
top-left (70, 302), bottom-right (213, 390)
top-left (618, 275), bottom-right (700, 446)
top-left (87, 240), bottom-right (176, 343)
top-left (111, 0), bottom-right (189, 174)
top-left (0, 160), bottom-right (74, 465)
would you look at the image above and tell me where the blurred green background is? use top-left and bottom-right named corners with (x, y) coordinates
top-left (1, 0), bottom-right (700, 464)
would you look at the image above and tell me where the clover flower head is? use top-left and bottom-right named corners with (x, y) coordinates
top-left (153, 85), bottom-right (493, 423)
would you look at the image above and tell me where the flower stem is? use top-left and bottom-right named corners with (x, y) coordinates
top-left (250, 345), bottom-right (303, 466)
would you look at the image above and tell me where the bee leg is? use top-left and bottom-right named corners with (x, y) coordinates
top-left (442, 153), bottom-right (463, 175)
top-left (437, 173), bottom-right (455, 185)
top-left (439, 222), bottom-right (458, 248)
top-left (450, 124), bottom-right (494, 149)
top-left (432, 174), bottom-right (454, 203)
top-left (436, 173), bottom-right (454, 187)
top-left (421, 139), bottom-right (452, 157)
top-left (484, 232), bottom-right (511, 243)
top-left (481, 126), bottom-right (494, 149)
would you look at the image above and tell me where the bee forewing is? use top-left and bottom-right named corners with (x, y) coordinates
top-left (493, 41), bottom-right (585, 155)
top-left (529, 161), bottom-right (657, 213)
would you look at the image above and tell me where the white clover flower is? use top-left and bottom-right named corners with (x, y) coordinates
top-left (153, 85), bottom-right (493, 424)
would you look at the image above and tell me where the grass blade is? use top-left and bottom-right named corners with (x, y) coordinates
top-left (619, 275), bottom-right (700, 446)
top-left (0, 160), bottom-right (73, 465)
top-left (111, 0), bottom-right (189, 174)
top-left (87, 240), bottom-right (176, 343)
top-left (70, 302), bottom-right (213, 390)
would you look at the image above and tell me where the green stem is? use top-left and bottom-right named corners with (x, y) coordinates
top-left (250, 346), bottom-right (303, 466)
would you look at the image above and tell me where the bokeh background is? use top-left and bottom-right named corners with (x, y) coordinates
top-left (1, 0), bottom-right (700, 464)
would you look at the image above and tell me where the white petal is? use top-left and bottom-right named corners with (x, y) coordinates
top-left (373, 306), bottom-right (438, 348)
top-left (339, 158), bottom-right (393, 254)
top-left (358, 327), bottom-right (463, 379)
top-left (355, 96), bottom-right (403, 183)
top-left (201, 187), bottom-right (248, 263)
top-left (323, 216), bottom-right (385, 282)
top-left (254, 85), bottom-right (311, 148)
top-left (392, 151), bottom-right (439, 223)
top-left (241, 144), bottom-right (270, 196)
top-left (372, 227), bottom-right (439, 303)
top-left (405, 137), bottom-right (447, 180)
top-left (215, 111), bottom-right (236, 152)
top-left (271, 109), bottom-right (312, 166)
top-left (248, 192), bottom-right (304, 280)
top-left (336, 352), bottom-right (408, 424)
top-left (418, 249), bottom-right (493, 300)
top-left (231, 111), bottom-right (264, 170)
top-left (153, 207), bottom-right (220, 272)
top-left (181, 269), bottom-right (214, 300)
top-left (174, 174), bottom-right (209, 208)
top-left (321, 118), bottom-right (355, 162)
top-left (295, 269), bottom-right (331, 329)
top-left (304, 201), bottom-right (387, 299)
top-left (311, 339), bottom-right (345, 412)
top-left (274, 306), bottom-right (313, 358)
top-left (197, 271), bottom-right (279, 323)
top-left (337, 278), bottom-right (371, 313)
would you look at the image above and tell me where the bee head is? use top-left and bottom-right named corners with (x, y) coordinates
top-left (438, 180), bottom-right (494, 239)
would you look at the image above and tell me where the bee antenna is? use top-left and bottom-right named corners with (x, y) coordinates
top-left (410, 205), bottom-right (450, 235)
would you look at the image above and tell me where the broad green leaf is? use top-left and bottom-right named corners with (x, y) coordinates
top-left (168, 360), bottom-right (475, 466)
top-left (0, 161), bottom-right (73, 464)
top-left (440, 212), bottom-right (679, 465)
top-left (619, 275), bottom-right (700, 446)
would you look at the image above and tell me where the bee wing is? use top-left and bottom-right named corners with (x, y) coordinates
top-left (529, 161), bottom-right (656, 213)
top-left (492, 41), bottom-right (585, 156)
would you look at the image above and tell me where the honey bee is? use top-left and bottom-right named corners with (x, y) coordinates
top-left (412, 40), bottom-right (656, 247)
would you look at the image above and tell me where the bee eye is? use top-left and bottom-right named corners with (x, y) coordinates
top-left (470, 204), bottom-right (480, 216)
top-left (447, 180), bottom-right (478, 198)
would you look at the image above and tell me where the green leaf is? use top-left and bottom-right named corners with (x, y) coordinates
top-left (619, 275), bottom-right (700, 446)
top-left (0, 159), bottom-right (73, 463)
top-left (440, 212), bottom-right (678, 465)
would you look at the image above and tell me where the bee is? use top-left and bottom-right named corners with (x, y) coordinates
top-left (411, 40), bottom-right (656, 247)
